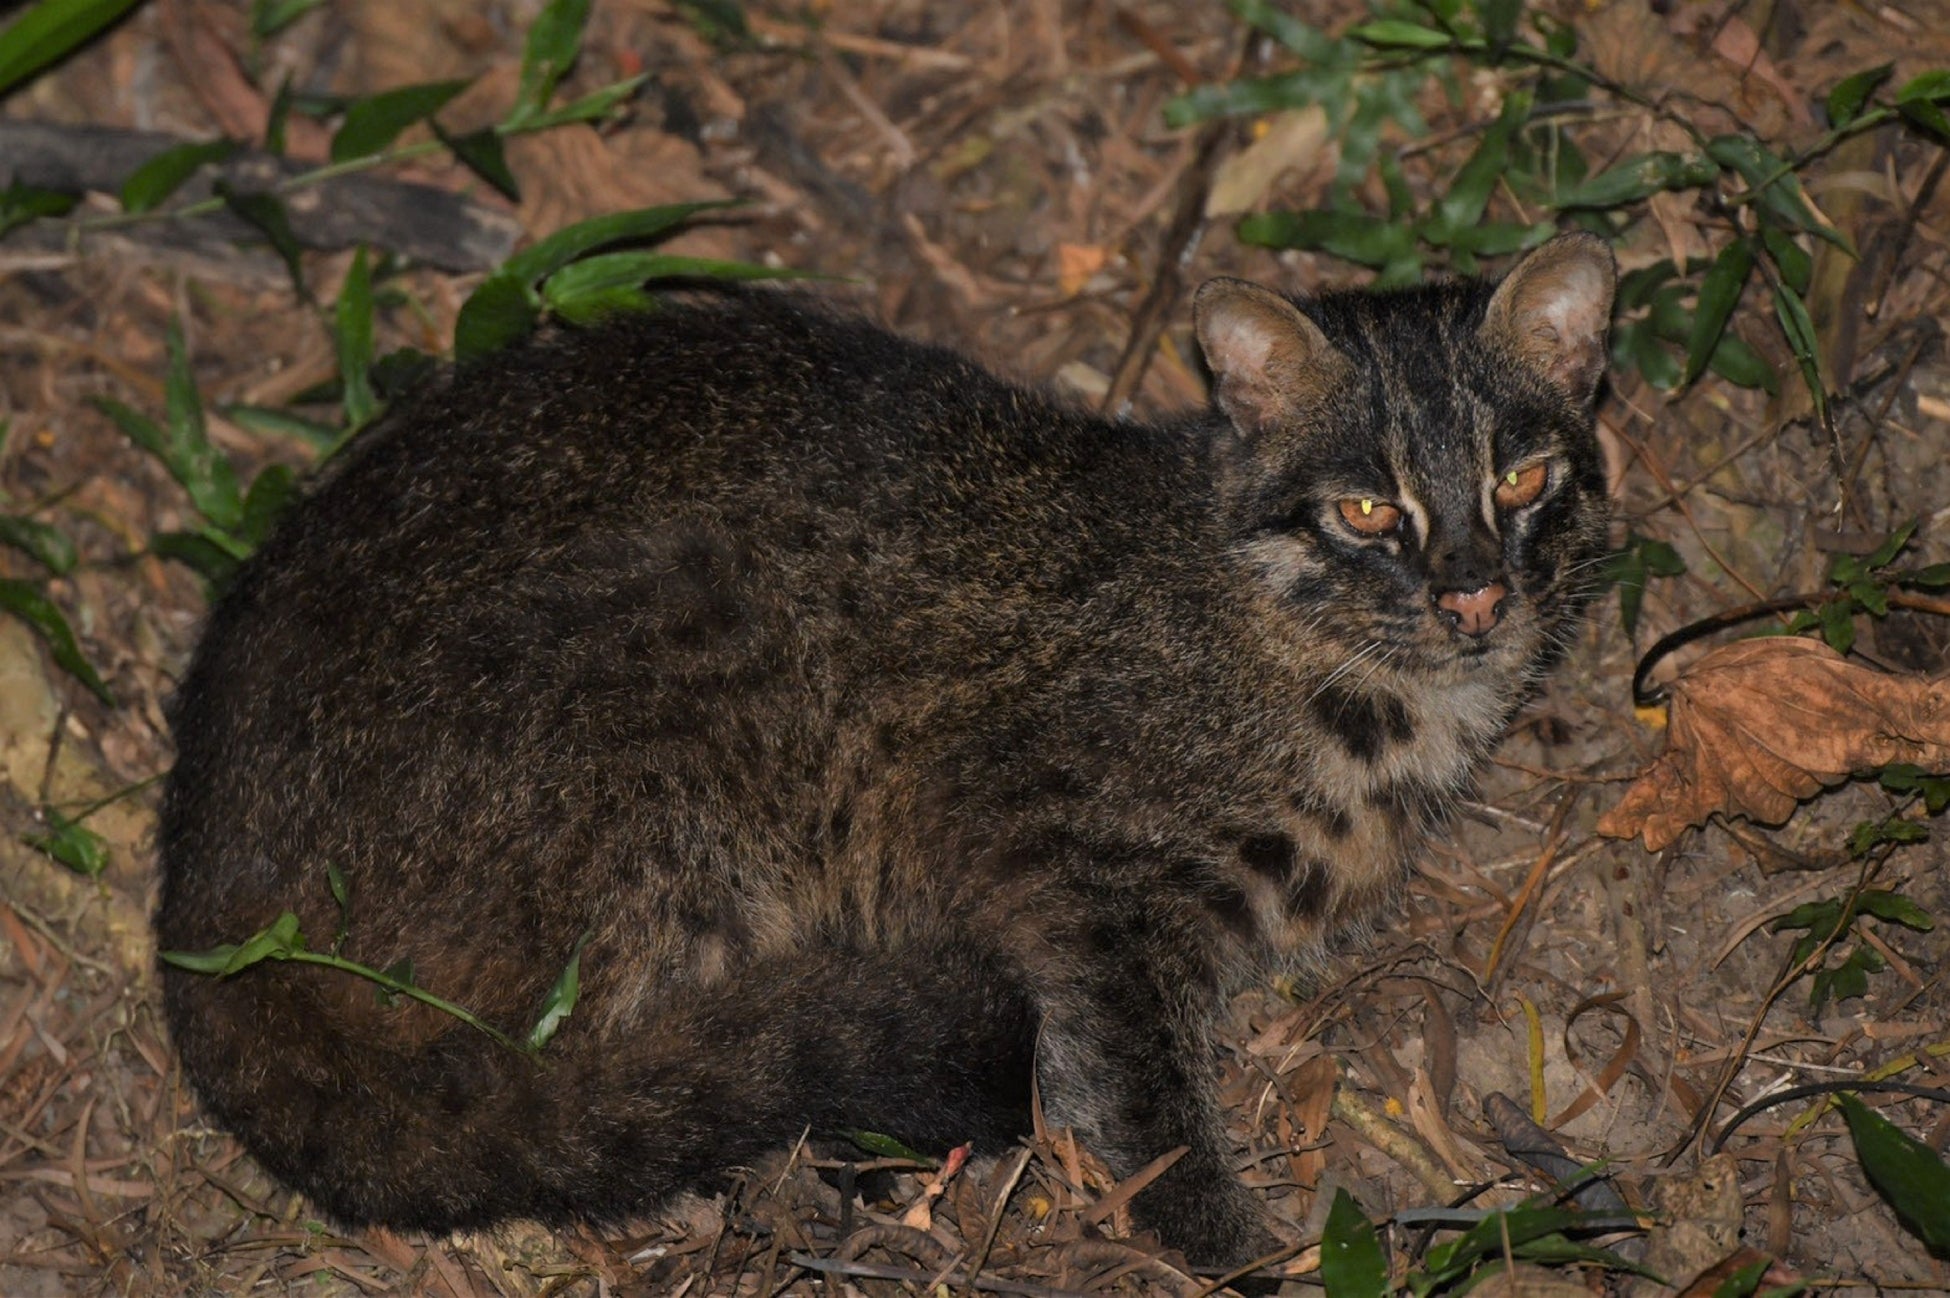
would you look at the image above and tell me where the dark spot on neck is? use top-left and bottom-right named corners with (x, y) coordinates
top-left (1307, 684), bottom-right (1416, 763)
top-left (1282, 859), bottom-right (1332, 922)
top-left (1237, 831), bottom-right (1297, 880)
top-left (1289, 789), bottom-right (1353, 840)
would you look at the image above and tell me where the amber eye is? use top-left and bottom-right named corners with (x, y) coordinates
top-left (1493, 462), bottom-right (1549, 510)
top-left (1337, 497), bottom-right (1403, 536)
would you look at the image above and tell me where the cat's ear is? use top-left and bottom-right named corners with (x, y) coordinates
top-left (1480, 232), bottom-right (1617, 406)
top-left (1194, 278), bottom-right (1342, 437)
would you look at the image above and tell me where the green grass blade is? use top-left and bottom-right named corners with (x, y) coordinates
top-left (0, 0), bottom-right (143, 97)
top-left (500, 201), bottom-right (736, 285)
top-left (120, 138), bottom-right (238, 214)
top-left (1685, 237), bottom-right (1754, 387)
top-left (0, 578), bottom-right (113, 704)
top-left (330, 78), bottom-right (471, 163)
top-left (1838, 1093), bottom-right (1950, 1251)
top-left (0, 514), bottom-right (76, 573)
top-left (334, 247), bottom-right (378, 432)
top-left (508, 0), bottom-right (592, 126)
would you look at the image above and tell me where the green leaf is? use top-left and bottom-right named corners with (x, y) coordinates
top-left (0, 178), bottom-right (79, 238)
top-left (161, 321), bottom-right (244, 530)
top-left (1437, 90), bottom-right (1529, 232)
top-left (240, 464), bottom-right (296, 548)
top-left (499, 75), bottom-right (646, 134)
top-left (1551, 151), bottom-right (1715, 209)
top-left (1320, 1189), bottom-right (1389, 1298)
top-left (1237, 209), bottom-right (1418, 269)
top-left (1837, 1093), bottom-right (1950, 1251)
top-left (0, 514), bottom-right (76, 573)
top-left (0, 578), bottom-right (113, 704)
top-left (1418, 1206), bottom-right (1587, 1289)
top-left (326, 860), bottom-right (350, 952)
top-left (0, 0), bottom-right (144, 98)
top-left (150, 529), bottom-right (244, 587)
top-left (219, 403), bottom-right (341, 452)
top-left (1898, 97), bottom-right (1950, 142)
top-left (453, 274), bottom-right (541, 364)
top-left (1828, 64), bottom-right (1893, 129)
top-left (508, 0), bottom-right (593, 127)
top-left (214, 181), bottom-right (309, 299)
top-left (1819, 599), bottom-right (1856, 654)
top-left (434, 121), bottom-right (520, 202)
top-left (1895, 69), bottom-right (1950, 105)
top-left (1165, 70), bottom-right (1322, 129)
top-left (334, 247), bottom-right (378, 432)
top-left (1349, 19), bottom-right (1458, 50)
top-left (330, 79), bottom-right (471, 163)
top-left (1865, 518), bottom-right (1918, 570)
top-left (501, 201), bottom-right (734, 285)
top-left (1855, 888), bottom-right (1935, 931)
top-left (161, 910), bottom-right (307, 976)
top-left (1685, 238), bottom-right (1755, 386)
top-left (540, 252), bottom-right (813, 323)
top-left (672, 0), bottom-right (748, 45)
top-left (264, 74), bottom-right (294, 156)
top-left (1478, 0), bottom-right (1522, 50)
top-left (1709, 333), bottom-right (1778, 393)
top-left (1760, 227), bottom-right (1811, 296)
top-left (119, 139), bottom-right (238, 214)
top-left (251, 0), bottom-right (326, 36)
top-left (1906, 562), bottom-right (1950, 589)
top-left (839, 1129), bottom-right (937, 1165)
top-left (24, 806), bottom-right (108, 876)
top-left (1771, 283), bottom-right (1828, 422)
top-left (1706, 135), bottom-right (1851, 253)
top-left (526, 931), bottom-right (591, 1052)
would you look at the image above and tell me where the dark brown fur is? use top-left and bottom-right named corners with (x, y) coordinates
top-left (157, 234), bottom-right (1616, 1263)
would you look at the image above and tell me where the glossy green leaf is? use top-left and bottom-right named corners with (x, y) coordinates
top-left (1818, 599), bottom-right (1856, 654)
top-left (1760, 227), bottom-right (1811, 296)
top-left (1707, 135), bottom-right (1851, 252)
top-left (503, 75), bottom-right (646, 134)
top-left (1898, 97), bottom-right (1950, 142)
top-left (839, 1129), bottom-right (937, 1164)
top-left (453, 274), bottom-right (541, 364)
top-left (434, 121), bottom-right (520, 201)
top-left (150, 530), bottom-right (244, 587)
top-left (1896, 69), bottom-right (1950, 105)
top-left (219, 403), bottom-right (340, 451)
top-left (1416, 1206), bottom-right (1587, 1291)
top-left (1771, 283), bottom-right (1827, 422)
top-left (1855, 888), bottom-right (1935, 931)
top-left (1865, 518), bottom-right (1918, 569)
top-left (0, 0), bottom-right (144, 98)
top-left (1551, 151), bottom-right (1715, 209)
top-left (0, 578), bottom-right (113, 704)
top-left (501, 201), bottom-right (735, 285)
top-left (1349, 19), bottom-right (1457, 50)
top-left (540, 252), bottom-right (812, 323)
top-left (1827, 64), bottom-right (1892, 128)
top-left (1907, 562), bottom-right (1950, 588)
top-left (240, 464), bottom-right (296, 548)
top-left (0, 514), bottom-right (76, 573)
top-left (0, 179), bottom-right (78, 238)
top-left (24, 806), bottom-right (108, 876)
top-left (334, 247), bottom-right (378, 432)
top-left (1709, 333), bottom-right (1778, 393)
top-left (330, 79), bottom-right (470, 163)
top-left (161, 910), bottom-right (307, 976)
top-left (1321, 1189), bottom-right (1388, 1298)
top-left (1838, 1093), bottom-right (1950, 1251)
top-left (508, 0), bottom-right (592, 126)
top-left (120, 138), bottom-right (238, 214)
top-left (1685, 238), bottom-right (1754, 386)
top-left (526, 931), bottom-right (591, 1051)
top-left (1237, 209), bottom-right (1418, 268)
top-left (1439, 90), bottom-right (1529, 231)
top-left (215, 181), bottom-right (308, 298)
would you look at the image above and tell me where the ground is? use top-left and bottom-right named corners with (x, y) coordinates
top-left (1, 0), bottom-right (1948, 1294)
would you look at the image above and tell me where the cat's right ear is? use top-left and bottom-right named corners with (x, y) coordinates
top-left (1193, 279), bottom-right (1342, 439)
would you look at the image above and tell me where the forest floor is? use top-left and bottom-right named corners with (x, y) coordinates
top-left (1, 0), bottom-right (1948, 1294)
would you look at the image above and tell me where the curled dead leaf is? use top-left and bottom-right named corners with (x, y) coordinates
top-left (1597, 638), bottom-right (1950, 851)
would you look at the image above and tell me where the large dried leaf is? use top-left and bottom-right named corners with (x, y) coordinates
top-left (1598, 638), bottom-right (1950, 851)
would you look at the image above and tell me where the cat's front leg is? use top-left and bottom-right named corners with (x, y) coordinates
top-left (1027, 895), bottom-right (1272, 1267)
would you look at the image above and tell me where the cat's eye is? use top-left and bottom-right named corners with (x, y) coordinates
top-left (1493, 462), bottom-right (1548, 510)
top-left (1337, 497), bottom-right (1403, 536)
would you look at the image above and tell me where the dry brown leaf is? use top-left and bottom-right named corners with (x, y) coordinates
top-left (1598, 638), bottom-right (1950, 851)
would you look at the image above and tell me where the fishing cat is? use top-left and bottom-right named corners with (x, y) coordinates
top-left (157, 232), bottom-right (1615, 1265)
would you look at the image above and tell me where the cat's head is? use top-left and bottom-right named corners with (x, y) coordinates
top-left (1193, 232), bottom-right (1616, 688)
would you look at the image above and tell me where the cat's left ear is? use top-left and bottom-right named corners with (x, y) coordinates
top-left (1194, 278), bottom-right (1344, 439)
top-left (1480, 231), bottom-right (1617, 406)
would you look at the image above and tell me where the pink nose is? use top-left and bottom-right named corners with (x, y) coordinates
top-left (1436, 582), bottom-right (1509, 636)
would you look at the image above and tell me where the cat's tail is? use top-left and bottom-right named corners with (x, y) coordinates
top-left (164, 938), bottom-right (1037, 1233)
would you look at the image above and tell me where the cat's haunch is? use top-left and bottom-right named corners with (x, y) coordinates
top-left (157, 232), bottom-right (1615, 1265)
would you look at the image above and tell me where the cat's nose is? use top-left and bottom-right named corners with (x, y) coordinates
top-left (1434, 582), bottom-right (1509, 636)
